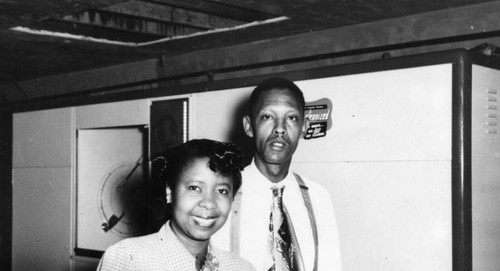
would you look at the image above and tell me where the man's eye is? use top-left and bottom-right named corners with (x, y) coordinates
top-left (261, 115), bottom-right (272, 120)
top-left (288, 115), bottom-right (299, 121)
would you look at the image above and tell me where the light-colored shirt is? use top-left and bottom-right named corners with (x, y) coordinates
top-left (212, 161), bottom-right (342, 270)
top-left (97, 222), bottom-right (256, 271)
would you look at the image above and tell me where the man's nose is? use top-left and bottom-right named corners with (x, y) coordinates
top-left (273, 118), bottom-right (286, 135)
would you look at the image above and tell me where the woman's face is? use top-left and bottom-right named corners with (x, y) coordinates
top-left (169, 157), bottom-right (233, 243)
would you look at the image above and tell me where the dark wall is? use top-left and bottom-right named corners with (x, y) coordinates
top-left (0, 110), bottom-right (12, 270)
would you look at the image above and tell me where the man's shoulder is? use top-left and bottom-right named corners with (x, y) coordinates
top-left (292, 171), bottom-right (327, 191)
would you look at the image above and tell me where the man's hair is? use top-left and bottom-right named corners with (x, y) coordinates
top-left (248, 77), bottom-right (306, 119)
top-left (159, 139), bottom-right (244, 197)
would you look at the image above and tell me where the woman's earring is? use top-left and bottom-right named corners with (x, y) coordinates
top-left (166, 187), bottom-right (172, 204)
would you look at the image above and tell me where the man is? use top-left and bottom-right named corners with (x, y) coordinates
top-left (212, 78), bottom-right (342, 270)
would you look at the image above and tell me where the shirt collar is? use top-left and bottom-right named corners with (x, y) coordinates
top-left (246, 159), bottom-right (296, 188)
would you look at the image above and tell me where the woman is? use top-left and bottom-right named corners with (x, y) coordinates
top-left (97, 139), bottom-right (255, 271)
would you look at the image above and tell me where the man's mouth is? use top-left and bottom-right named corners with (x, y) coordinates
top-left (269, 137), bottom-right (288, 149)
top-left (272, 142), bottom-right (284, 147)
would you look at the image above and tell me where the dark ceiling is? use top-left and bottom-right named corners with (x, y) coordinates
top-left (0, 0), bottom-right (495, 83)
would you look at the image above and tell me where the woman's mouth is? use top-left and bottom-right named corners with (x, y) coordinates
top-left (193, 216), bottom-right (217, 228)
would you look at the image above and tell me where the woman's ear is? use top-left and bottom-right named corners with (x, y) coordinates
top-left (166, 187), bottom-right (172, 204)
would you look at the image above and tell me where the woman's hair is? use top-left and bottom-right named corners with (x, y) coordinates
top-left (159, 139), bottom-right (244, 197)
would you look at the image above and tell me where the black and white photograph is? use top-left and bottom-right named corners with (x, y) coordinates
top-left (2, 1), bottom-right (500, 271)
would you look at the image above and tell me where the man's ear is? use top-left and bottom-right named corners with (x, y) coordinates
top-left (243, 115), bottom-right (254, 138)
top-left (300, 117), bottom-right (310, 139)
top-left (166, 187), bottom-right (172, 204)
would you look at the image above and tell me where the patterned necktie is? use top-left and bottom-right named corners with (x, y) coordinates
top-left (268, 185), bottom-right (304, 271)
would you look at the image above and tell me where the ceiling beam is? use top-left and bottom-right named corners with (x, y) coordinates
top-left (37, 18), bottom-right (175, 42)
top-left (5, 1), bottom-right (500, 103)
top-left (0, 0), bottom-right (128, 28)
top-left (143, 0), bottom-right (277, 21)
top-left (43, 9), bottom-right (209, 41)
top-left (100, 0), bottom-right (249, 29)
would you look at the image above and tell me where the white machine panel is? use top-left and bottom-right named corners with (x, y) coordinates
top-left (471, 64), bottom-right (500, 271)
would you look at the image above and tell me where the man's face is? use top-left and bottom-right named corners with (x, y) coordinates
top-left (243, 88), bottom-right (307, 167)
